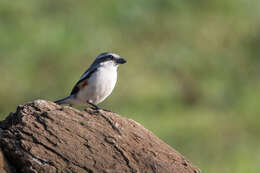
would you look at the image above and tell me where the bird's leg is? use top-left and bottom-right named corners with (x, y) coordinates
top-left (86, 101), bottom-right (100, 111)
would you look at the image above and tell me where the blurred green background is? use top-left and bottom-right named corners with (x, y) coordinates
top-left (1, 0), bottom-right (260, 172)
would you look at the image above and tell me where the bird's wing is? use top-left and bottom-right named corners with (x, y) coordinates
top-left (70, 67), bottom-right (97, 96)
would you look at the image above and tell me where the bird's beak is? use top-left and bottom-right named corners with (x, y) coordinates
top-left (116, 58), bottom-right (127, 64)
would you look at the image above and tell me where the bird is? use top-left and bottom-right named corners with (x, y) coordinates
top-left (54, 52), bottom-right (126, 110)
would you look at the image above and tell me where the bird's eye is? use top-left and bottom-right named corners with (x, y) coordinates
top-left (106, 55), bottom-right (113, 60)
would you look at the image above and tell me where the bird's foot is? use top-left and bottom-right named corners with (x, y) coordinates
top-left (86, 101), bottom-right (100, 111)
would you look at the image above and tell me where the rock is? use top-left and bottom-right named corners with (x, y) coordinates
top-left (0, 100), bottom-right (200, 173)
top-left (0, 148), bottom-right (14, 173)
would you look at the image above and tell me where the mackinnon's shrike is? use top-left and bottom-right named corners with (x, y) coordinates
top-left (55, 52), bottom-right (126, 109)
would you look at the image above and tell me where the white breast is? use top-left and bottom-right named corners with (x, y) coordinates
top-left (77, 64), bottom-right (118, 105)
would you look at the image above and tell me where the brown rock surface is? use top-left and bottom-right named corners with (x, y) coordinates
top-left (0, 100), bottom-right (201, 173)
top-left (0, 148), bottom-right (14, 173)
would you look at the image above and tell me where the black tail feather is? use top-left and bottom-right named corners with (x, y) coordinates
top-left (54, 96), bottom-right (71, 105)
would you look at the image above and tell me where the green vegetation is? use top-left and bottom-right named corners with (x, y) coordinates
top-left (1, 1), bottom-right (260, 172)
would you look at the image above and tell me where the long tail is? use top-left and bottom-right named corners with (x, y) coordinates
top-left (54, 96), bottom-right (73, 105)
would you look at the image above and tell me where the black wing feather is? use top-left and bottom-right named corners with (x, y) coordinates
top-left (70, 67), bottom-right (97, 96)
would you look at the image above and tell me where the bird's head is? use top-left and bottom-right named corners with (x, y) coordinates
top-left (95, 52), bottom-right (126, 67)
